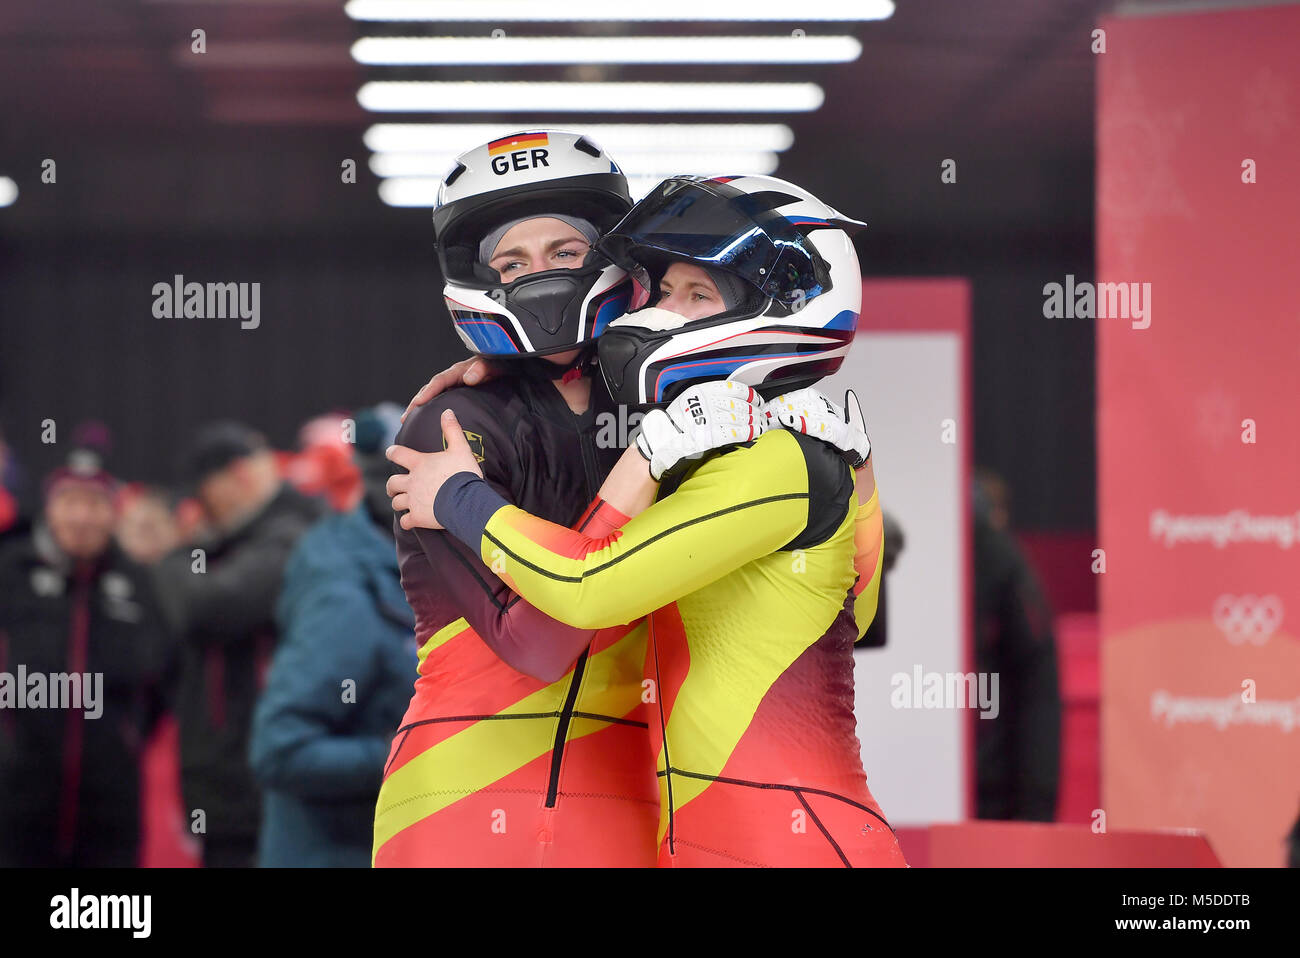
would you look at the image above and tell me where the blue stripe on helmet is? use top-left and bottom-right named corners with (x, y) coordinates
top-left (591, 283), bottom-right (633, 338)
top-left (654, 353), bottom-right (806, 403)
top-left (822, 308), bottom-right (858, 331)
top-left (453, 315), bottom-right (520, 354)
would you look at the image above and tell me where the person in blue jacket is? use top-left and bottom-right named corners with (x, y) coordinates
top-left (249, 405), bottom-right (417, 867)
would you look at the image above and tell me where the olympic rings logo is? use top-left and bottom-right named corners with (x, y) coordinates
top-left (1211, 594), bottom-right (1283, 644)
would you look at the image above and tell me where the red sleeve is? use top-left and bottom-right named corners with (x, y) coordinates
top-left (407, 496), bottom-right (632, 684)
top-left (570, 496), bottom-right (633, 539)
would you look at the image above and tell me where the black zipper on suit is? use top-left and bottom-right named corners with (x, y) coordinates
top-left (543, 385), bottom-right (603, 808)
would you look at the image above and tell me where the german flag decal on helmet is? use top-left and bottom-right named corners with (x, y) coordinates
top-left (487, 132), bottom-right (548, 155)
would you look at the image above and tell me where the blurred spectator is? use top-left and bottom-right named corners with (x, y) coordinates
top-left (1288, 802), bottom-right (1300, 867)
top-left (0, 427), bottom-right (20, 537)
top-left (173, 495), bottom-right (211, 543)
top-left (279, 412), bottom-right (363, 511)
top-left (0, 439), bottom-right (173, 866)
top-left (116, 483), bottom-right (181, 566)
top-left (857, 510), bottom-right (904, 649)
top-left (972, 468), bottom-right (1062, 822)
top-left (152, 422), bottom-right (325, 867)
top-left (250, 404), bottom-right (416, 867)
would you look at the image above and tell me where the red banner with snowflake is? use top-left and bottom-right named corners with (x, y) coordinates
top-left (1097, 4), bottom-right (1300, 867)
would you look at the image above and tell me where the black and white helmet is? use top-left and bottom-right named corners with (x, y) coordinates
top-left (596, 174), bottom-right (867, 405)
top-left (432, 130), bottom-right (634, 358)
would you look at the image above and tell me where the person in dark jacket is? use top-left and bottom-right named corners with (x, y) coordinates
top-left (0, 427), bottom-right (20, 536)
top-left (972, 469), bottom-right (1062, 821)
top-left (857, 510), bottom-right (904, 649)
top-left (0, 450), bottom-right (172, 866)
top-left (249, 405), bottom-right (416, 867)
top-left (1287, 800), bottom-right (1300, 867)
top-left (153, 422), bottom-right (325, 867)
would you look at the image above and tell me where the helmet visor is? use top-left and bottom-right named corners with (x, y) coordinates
top-left (598, 177), bottom-right (830, 306)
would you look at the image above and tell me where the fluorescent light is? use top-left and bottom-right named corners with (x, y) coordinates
top-left (365, 123), bottom-right (794, 153)
top-left (0, 177), bottom-right (16, 207)
top-left (346, 0), bottom-right (894, 22)
top-left (351, 34), bottom-right (861, 65)
top-left (378, 178), bottom-right (438, 207)
top-left (358, 81), bottom-right (823, 113)
top-left (369, 150), bottom-right (778, 178)
top-left (380, 175), bottom-right (667, 207)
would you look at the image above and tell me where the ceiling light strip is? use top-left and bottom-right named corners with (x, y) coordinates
top-left (351, 34), bottom-right (861, 65)
top-left (358, 81), bottom-right (824, 113)
top-left (364, 123), bottom-right (795, 153)
top-left (346, 0), bottom-right (894, 22)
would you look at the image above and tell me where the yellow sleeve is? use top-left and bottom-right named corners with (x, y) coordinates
top-left (851, 485), bottom-right (885, 639)
top-left (478, 430), bottom-right (814, 630)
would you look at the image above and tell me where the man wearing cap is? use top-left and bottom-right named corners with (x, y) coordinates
top-left (0, 441), bottom-right (173, 866)
top-left (153, 422), bottom-right (325, 867)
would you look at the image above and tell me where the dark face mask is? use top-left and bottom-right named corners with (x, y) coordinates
top-left (500, 267), bottom-right (597, 338)
top-left (597, 325), bottom-right (665, 406)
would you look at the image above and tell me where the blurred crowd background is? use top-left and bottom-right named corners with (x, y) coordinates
top-left (0, 408), bottom-right (419, 866)
top-left (0, 405), bottom-right (1073, 868)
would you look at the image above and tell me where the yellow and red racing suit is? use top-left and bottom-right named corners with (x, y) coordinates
top-left (434, 426), bottom-right (906, 867)
top-left (372, 376), bottom-right (658, 867)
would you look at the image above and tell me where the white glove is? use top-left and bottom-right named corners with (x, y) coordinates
top-left (764, 387), bottom-right (872, 467)
top-left (635, 380), bottom-right (765, 481)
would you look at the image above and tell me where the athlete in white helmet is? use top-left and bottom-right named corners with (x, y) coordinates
top-left (372, 134), bottom-right (784, 867)
top-left (390, 174), bottom-right (905, 867)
